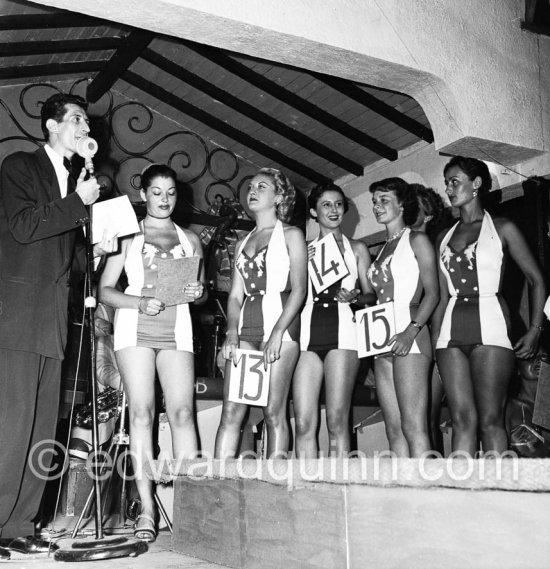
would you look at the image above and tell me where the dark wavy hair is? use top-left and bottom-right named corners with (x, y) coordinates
top-left (410, 184), bottom-right (445, 227)
top-left (307, 183), bottom-right (349, 218)
top-left (369, 177), bottom-right (418, 226)
top-left (257, 167), bottom-right (295, 223)
top-left (40, 92), bottom-right (88, 140)
top-left (443, 156), bottom-right (492, 195)
top-left (140, 163), bottom-right (177, 192)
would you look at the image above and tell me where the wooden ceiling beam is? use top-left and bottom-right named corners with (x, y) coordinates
top-left (317, 75), bottom-right (434, 143)
top-left (186, 43), bottom-right (397, 161)
top-left (141, 49), bottom-right (364, 177)
top-left (0, 37), bottom-right (123, 56)
top-left (86, 30), bottom-right (154, 103)
top-left (0, 60), bottom-right (104, 80)
top-left (122, 70), bottom-right (331, 185)
top-left (0, 13), bottom-right (113, 30)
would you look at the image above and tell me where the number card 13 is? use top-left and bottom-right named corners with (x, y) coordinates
top-left (309, 233), bottom-right (349, 294)
top-left (227, 349), bottom-right (271, 407)
top-left (356, 302), bottom-right (396, 358)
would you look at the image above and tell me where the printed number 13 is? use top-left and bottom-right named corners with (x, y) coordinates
top-left (238, 353), bottom-right (265, 402)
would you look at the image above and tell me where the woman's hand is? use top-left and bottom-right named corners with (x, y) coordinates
top-left (307, 244), bottom-right (315, 261)
top-left (222, 331), bottom-right (239, 365)
top-left (138, 296), bottom-right (165, 316)
top-left (389, 325), bottom-right (418, 357)
top-left (335, 287), bottom-right (360, 304)
top-left (514, 328), bottom-right (541, 360)
top-left (263, 330), bottom-right (283, 369)
top-left (184, 280), bottom-right (204, 302)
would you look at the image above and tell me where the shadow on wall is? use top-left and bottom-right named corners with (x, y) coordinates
top-left (341, 198), bottom-right (361, 237)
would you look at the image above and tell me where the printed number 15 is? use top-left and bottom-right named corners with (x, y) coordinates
top-left (364, 308), bottom-right (391, 352)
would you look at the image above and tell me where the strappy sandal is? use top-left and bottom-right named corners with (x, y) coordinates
top-left (134, 514), bottom-right (157, 543)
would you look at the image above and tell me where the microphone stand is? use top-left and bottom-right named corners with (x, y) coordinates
top-left (54, 158), bottom-right (147, 562)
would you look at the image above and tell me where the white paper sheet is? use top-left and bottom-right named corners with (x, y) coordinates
top-left (91, 195), bottom-right (140, 244)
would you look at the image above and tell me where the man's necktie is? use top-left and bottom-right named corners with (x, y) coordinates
top-left (64, 157), bottom-right (76, 194)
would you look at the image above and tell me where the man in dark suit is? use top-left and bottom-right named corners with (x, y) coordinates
top-left (0, 92), bottom-right (114, 558)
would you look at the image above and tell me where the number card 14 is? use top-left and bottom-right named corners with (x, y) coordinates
top-left (356, 302), bottom-right (396, 358)
top-left (309, 232), bottom-right (350, 294)
top-left (227, 349), bottom-right (271, 407)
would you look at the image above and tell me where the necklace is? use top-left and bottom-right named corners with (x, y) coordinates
top-left (386, 226), bottom-right (407, 243)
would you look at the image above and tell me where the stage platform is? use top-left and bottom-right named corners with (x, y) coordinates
top-left (149, 457), bottom-right (550, 569)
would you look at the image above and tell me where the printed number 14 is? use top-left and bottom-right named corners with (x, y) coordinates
top-left (312, 243), bottom-right (340, 286)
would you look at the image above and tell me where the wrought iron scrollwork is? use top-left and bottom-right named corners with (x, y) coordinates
top-left (0, 81), bottom-right (252, 220)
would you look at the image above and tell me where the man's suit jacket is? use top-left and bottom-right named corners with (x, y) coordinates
top-left (0, 146), bottom-right (90, 359)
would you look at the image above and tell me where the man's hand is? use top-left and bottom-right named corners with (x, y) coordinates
top-left (75, 167), bottom-right (100, 205)
top-left (93, 229), bottom-right (119, 258)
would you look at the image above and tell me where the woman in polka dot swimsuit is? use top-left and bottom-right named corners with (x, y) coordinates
top-left (366, 177), bottom-right (439, 457)
top-left (215, 168), bottom-right (307, 459)
top-left (432, 156), bottom-right (546, 456)
top-left (99, 164), bottom-right (206, 541)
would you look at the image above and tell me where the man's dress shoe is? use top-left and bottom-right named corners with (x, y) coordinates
top-left (3, 535), bottom-right (59, 554)
top-left (0, 546), bottom-right (10, 560)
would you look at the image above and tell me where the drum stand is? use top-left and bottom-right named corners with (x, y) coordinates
top-left (70, 388), bottom-right (173, 539)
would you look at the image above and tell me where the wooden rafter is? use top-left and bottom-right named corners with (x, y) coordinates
top-left (0, 13), bottom-right (111, 30)
top-left (186, 42), bottom-right (398, 162)
top-left (141, 49), bottom-right (364, 177)
top-left (122, 70), bottom-right (332, 185)
top-left (86, 30), bottom-right (154, 103)
top-left (317, 75), bottom-right (434, 143)
top-left (0, 60), bottom-right (104, 80)
top-left (0, 37), bottom-right (123, 56)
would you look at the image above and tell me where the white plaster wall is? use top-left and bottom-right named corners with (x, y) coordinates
top-left (305, 142), bottom-right (450, 241)
top-left (306, 138), bottom-right (550, 242)
top-left (33, 0), bottom-right (550, 164)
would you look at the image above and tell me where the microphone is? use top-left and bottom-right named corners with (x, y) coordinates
top-left (76, 136), bottom-right (98, 176)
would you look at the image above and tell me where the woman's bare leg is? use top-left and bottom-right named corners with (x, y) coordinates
top-left (436, 348), bottom-right (478, 456)
top-left (324, 350), bottom-right (360, 457)
top-left (393, 353), bottom-right (431, 457)
top-left (156, 350), bottom-right (198, 460)
top-left (115, 347), bottom-right (157, 517)
top-left (375, 356), bottom-right (409, 457)
top-left (292, 351), bottom-right (324, 458)
top-left (214, 341), bottom-right (256, 459)
top-left (262, 341), bottom-right (300, 458)
top-left (471, 346), bottom-right (515, 454)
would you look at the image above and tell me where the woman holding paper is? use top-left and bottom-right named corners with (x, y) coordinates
top-left (366, 177), bottom-right (439, 457)
top-left (432, 156), bottom-right (545, 456)
top-left (292, 183), bottom-right (374, 458)
top-left (215, 168), bottom-right (307, 459)
top-left (99, 163), bottom-right (205, 542)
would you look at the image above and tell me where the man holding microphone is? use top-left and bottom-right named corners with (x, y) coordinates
top-left (0, 92), bottom-right (115, 557)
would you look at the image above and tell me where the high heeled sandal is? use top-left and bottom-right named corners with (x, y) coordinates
top-left (134, 514), bottom-right (157, 543)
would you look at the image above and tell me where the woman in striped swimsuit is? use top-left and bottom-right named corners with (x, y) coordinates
top-left (99, 164), bottom-right (206, 541)
top-left (215, 168), bottom-right (307, 459)
top-left (432, 156), bottom-right (546, 456)
top-left (293, 183), bottom-right (374, 458)
top-left (367, 178), bottom-right (439, 457)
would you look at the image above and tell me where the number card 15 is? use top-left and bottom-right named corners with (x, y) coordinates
top-left (356, 302), bottom-right (396, 358)
top-left (227, 349), bottom-right (271, 407)
top-left (309, 232), bottom-right (350, 294)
